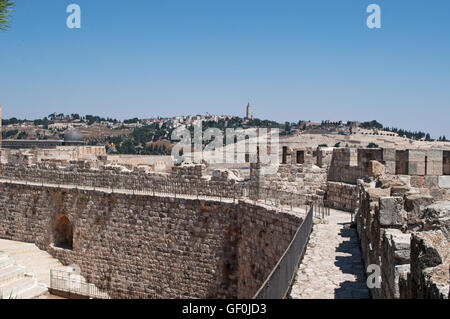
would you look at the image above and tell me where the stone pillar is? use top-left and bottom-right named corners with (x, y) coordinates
top-left (382, 148), bottom-right (396, 174)
top-left (425, 150), bottom-right (443, 176)
top-left (408, 150), bottom-right (426, 176)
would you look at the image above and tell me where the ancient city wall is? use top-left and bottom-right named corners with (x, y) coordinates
top-left (325, 147), bottom-right (450, 212)
top-left (0, 162), bottom-right (240, 199)
top-left (105, 154), bottom-right (174, 172)
top-left (256, 164), bottom-right (326, 201)
top-left (236, 201), bottom-right (302, 298)
top-left (249, 162), bottom-right (327, 204)
top-left (0, 182), bottom-right (302, 299)
top-left (324, 148), bottom-right (384, 211)
top-left (325, 182), bottom-right (358, 212)
top-left (356, 182), bottom-right (449, 299)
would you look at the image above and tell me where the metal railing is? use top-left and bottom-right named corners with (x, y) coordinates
top-left (253, 206), bottom-right (314, 299)
top-left (313, 203), bottom-right (330, 219)
top-left (0, 167), bottom-right (321, 210)
top-left (50, 269), bottom-right (110, 299)
top-left (49, 269), bottom-right (158, 299)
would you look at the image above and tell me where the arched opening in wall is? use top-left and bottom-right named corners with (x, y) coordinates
top-left (53, 215), bottom-right (73, 250)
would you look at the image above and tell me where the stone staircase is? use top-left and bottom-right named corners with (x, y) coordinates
top-left (0, 239), bottom-right (67, 299)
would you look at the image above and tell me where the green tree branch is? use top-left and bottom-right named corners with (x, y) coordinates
top-left (0, 0), bottom-right (16, 31)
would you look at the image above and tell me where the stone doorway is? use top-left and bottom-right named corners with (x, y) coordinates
top-left (53, 215), bottom-right (73, 250)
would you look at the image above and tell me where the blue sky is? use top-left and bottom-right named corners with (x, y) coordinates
top-left (1, 0), bottom-right (449, 137)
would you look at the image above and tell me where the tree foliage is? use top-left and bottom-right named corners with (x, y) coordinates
top-left (360, 120), bottom-right (383, 129)
top-left (0, 0), bottom-right (15, 31)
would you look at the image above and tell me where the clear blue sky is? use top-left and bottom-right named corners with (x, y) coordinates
top-left (1, 0), bottom-right (449, 138)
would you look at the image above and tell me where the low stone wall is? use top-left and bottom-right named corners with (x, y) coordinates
top-left (409, 230), bottom-right (449, 298)
top-left (325, 182), bottom-right (358, 212)
top-left (0, 162), bottom-right (239, 199)
top-left (327, 148), bottom-right (367, 184)
top-left (105, 154), bottom-right (173, 172)
top-left (356, 183), bottom-right (449, 299)
top-left (250, 163), bottom-right (327, 204)
top-left (0, 182), bottom-right (302, 299)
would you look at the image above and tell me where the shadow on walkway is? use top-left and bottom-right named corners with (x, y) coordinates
top-left (334, 224), bottom-right (371, 299)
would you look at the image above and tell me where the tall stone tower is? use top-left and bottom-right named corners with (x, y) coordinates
top-left (246, 103), bottom-right (253, 120)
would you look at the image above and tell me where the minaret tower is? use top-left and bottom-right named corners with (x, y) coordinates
top-left (246, 102), bottom-right (252, 120)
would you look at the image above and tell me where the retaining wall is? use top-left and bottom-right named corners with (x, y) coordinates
top-left (0, 182), bottom-right (302, 299)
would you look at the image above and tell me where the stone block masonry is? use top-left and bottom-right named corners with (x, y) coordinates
top-left (325, 182), bottom-right (358, 212)
top-left (356, 183), bottom-right (449, 299)
top-left (409, 230), bottom-right (449, 299)
top-left (444, 151), bottom-right (450, 175)
top-left (0, 182), bottom-right (302, 299)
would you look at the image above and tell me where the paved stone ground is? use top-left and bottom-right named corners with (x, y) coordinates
top-left (289, 209), bottom-right (371, 299)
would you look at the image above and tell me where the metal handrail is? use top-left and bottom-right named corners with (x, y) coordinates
top-left (0, 165), bottom-right (321, 209)
top-left (253, 206), bottom-right (314, 299)
top-left (50, 269), bottom-right (110, 299)
top-left (50, 269), bottom-right (156, 299)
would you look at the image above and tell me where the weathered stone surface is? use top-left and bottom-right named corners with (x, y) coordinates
top-left (408, 150), bottom-right (426, 176)
top-left (325, 182), bottom-right (358, 212)
top-left (378, 197), bottom-right (404, 227)
top-left (357, 183), bottom-right (449, 300)
top-left (404, 194), bottom-right (434, 228)
top-left (422, 202), bottom-right (450, 240)
top-left (438, 176), bottom-right (450, 189)
top-left (410, 230), bottom-right (449, 299)
top-left (368, 161), bottom-right (385, 177)
top-left (391, 186), bottom-right (410, 197)
top-left (425, 150), bottom-right (443, 176)
top-left (0, 182), bottom-right (302, 299)
top-left (393, 264), bottom-right (410, 298)
top-left (423, 176), bottom-right (439, 189)
top-left (367, 187), bottom-right (390, 200)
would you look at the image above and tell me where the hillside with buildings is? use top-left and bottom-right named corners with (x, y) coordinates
top-left (2, 104), bottom-right (448, 156)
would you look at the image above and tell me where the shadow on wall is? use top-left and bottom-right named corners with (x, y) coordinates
top-left (333, 224), bottom-right (370, 299)
top-left (53, 215), bottom-right (73, 250)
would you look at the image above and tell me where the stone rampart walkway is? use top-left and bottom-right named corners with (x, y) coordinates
top-left (289, 209), bottom-right (370, 299)
top-left (0, 179), bottom-right (307, 220)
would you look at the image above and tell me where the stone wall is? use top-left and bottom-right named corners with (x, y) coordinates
top-left (408, 230), bottom-right (449, 298)
top-left (325, 182), bottom-right (358, 212)
top-left (280, 147), bottom-right (316, 166)
top-left (444, 151), bottom-right (450, 175)
top-left (0, 182), bottom-right (302, 299)
top-left (328, 147), bottom-right (450, 185)
top-left (250, 163), bottom-right (327, 204)
top-left (356, 180), bottom-right (449, 299)
top-left (0, 146), bottom-right (106, 164)
top-left (0, 162), bottom-right (241, 199)
top-left (105, 154), bottom-right (174, 172)
top-left (236, 201), bottom-right (301, 298)
top-left (317, 147), bottom-right (333, 168)
top-left (327, 148), bottom-right (364, 184)
top-left (395, 150), bottom-right (409, 175)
